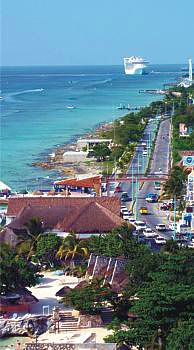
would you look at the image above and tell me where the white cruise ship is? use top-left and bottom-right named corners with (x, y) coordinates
top-left (123, 56), bottom-right (149, 75)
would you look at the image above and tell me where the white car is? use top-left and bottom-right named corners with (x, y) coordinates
top-left (169, 223), bottom-right (177, 231)
top-left (128, 218), bottom-right (136, 223)
top-left (154, 236), bottom-right (166, 245)
top-left (156, 224), bottom-right (166, 231)
top-left (143, 228), bottom-right (158, 238)
top-left (120, 206), bottom-right (128, 213)
top-left (187, 240), bottom-right (194, 249)
top-left (143, 150), bottom-right (148, 156)
top-left (122, 212), bottom-right (130, 221)
top-left (177, 224), bottom-right (190, 234)
top-left (135, 221), bottom-right (147, 231)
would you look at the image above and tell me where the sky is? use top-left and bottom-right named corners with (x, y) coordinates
top-left (1, 0), bottom-right (194, 66)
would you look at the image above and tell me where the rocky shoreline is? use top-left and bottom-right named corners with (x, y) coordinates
top-left (0, 316), bottom-right (49, 339)
top-left (31, 120), bottom-right (114, 178)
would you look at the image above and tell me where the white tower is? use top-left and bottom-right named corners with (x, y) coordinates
top-left (189, 58), bottom-right (192, 81)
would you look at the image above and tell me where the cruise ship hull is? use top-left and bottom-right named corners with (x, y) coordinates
top-left (124, 56), bottom-right (148, 75)
top-left (125, 67), bottom-right (145, 75)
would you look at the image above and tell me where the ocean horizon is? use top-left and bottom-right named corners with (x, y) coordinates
top-left (1, 64), bottom-right (183, 191)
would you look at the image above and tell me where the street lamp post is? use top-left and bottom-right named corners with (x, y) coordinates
top-left (135, 177), bottom-right (139, 220)
top-left (131, 162), bottom-right (134, 214)
top-left (137, 153), bottom-right (141, 175)
top-left (173, 195), bottom-right (177, 240)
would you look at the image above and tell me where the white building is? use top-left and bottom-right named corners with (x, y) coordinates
top-left (63, 150), bottom-right (88, 163)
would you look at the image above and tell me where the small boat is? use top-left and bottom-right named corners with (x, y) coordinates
top-left (66, 105), bottom-right (76, 109)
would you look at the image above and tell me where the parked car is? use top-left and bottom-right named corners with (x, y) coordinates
top-left (156, 224), bottom-right (166, 231)
top-left (154, 236), bottom-right (166, 245)
top-left (140, 206), bottom-right (149, 215)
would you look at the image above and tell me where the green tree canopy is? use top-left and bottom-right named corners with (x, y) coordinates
top-left (35, 233), bottom-right (62, 267)
top-left (0, 243), bottom-right (40, 293)
top-left (92, 143), bottom-right (111, 161)
top-left (89, 223), bottom-right (137, 258)
top-left (106, 248), bottom-right (194, 349)
top-left (62, 277), bottom-right (117, 315)
top-left (164, 166), bottom-right (190, 197)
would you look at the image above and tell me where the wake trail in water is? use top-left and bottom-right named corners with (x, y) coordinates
top-left (3, 88), bottom-right (44, 102)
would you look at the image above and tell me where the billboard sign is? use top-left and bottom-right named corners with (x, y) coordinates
top-left (183, 156), bottom-right (194, 166)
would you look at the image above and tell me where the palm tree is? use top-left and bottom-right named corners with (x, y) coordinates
top-left (164, 166), bottom-right (189, 197)
top-left (56, 232), bottom-right (89, 266)
top-left (16, 217), bottom-right (45, 260)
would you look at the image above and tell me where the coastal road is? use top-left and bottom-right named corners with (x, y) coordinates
top-left (119, 118), bottom-right (160, 195)
top-left (135, 117), bottom-right (172, 238)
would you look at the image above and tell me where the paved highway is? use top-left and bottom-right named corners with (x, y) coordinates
top-left (136, 117), bottom-right (172, 238)
top-left (118, 116), bottom-right (172, 238)
top-left (120, 117), bottom-right (160, 195)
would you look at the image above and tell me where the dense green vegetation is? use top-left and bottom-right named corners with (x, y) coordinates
top-left (105, 247), bottom-right (194, 349)
top-left (93, 100), bottom-right (167, 172)
top-left (169, 86), bottom-right (194, 163)
top-left (56, 224), bottom-right (194, 349)
top-left (0, 243), bottom-right (40, 293)
top-left (62, 277), bottom-right (117, 315)
top-left (164, 165), bottom-right (190, 197)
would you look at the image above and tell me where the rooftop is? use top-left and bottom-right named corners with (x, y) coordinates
top-left (7, 197), bottom-right (122, 234)
top-left (7, 196), bottom-right (120, 217)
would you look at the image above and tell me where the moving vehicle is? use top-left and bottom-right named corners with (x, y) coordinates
top-left (135, 221), bottom-right (147, 231)
top-left (145, 193), bottom-right (158, 203)
top-left (139, 206), bottom-right (149, 215)
top-left (143, 228), bottom-right (158, 238)
top-left (154, 181), bottom-right (161, 190)
top-left (121, 205), bottom-right (127, 210)
top-left (121, 192), bottom-right (131, 202)
top-left (122, 213), bottom-right (131, 221)
top-left (143, 150), bottom-right (148, 156)
top-left (156, 224), bottom-right (166, 231)
top-left (169, 223), bottom-right (177, 231)
top-left (128, 218), bottom-right (136, 223)
top-left (154, 236), bottom-right (166, 245)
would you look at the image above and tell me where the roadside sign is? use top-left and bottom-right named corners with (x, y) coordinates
top-left (183, 156), bottom-right (194, 166)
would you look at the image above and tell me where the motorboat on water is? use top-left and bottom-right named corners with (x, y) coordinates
top-left (66, 105), bottom-right (76, 109)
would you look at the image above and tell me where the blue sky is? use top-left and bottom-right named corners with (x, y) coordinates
top-left (2, 0), bottom-right (194, 66)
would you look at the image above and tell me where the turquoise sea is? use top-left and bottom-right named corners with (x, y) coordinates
top-left (1, 65), bottom-right (181, 191)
